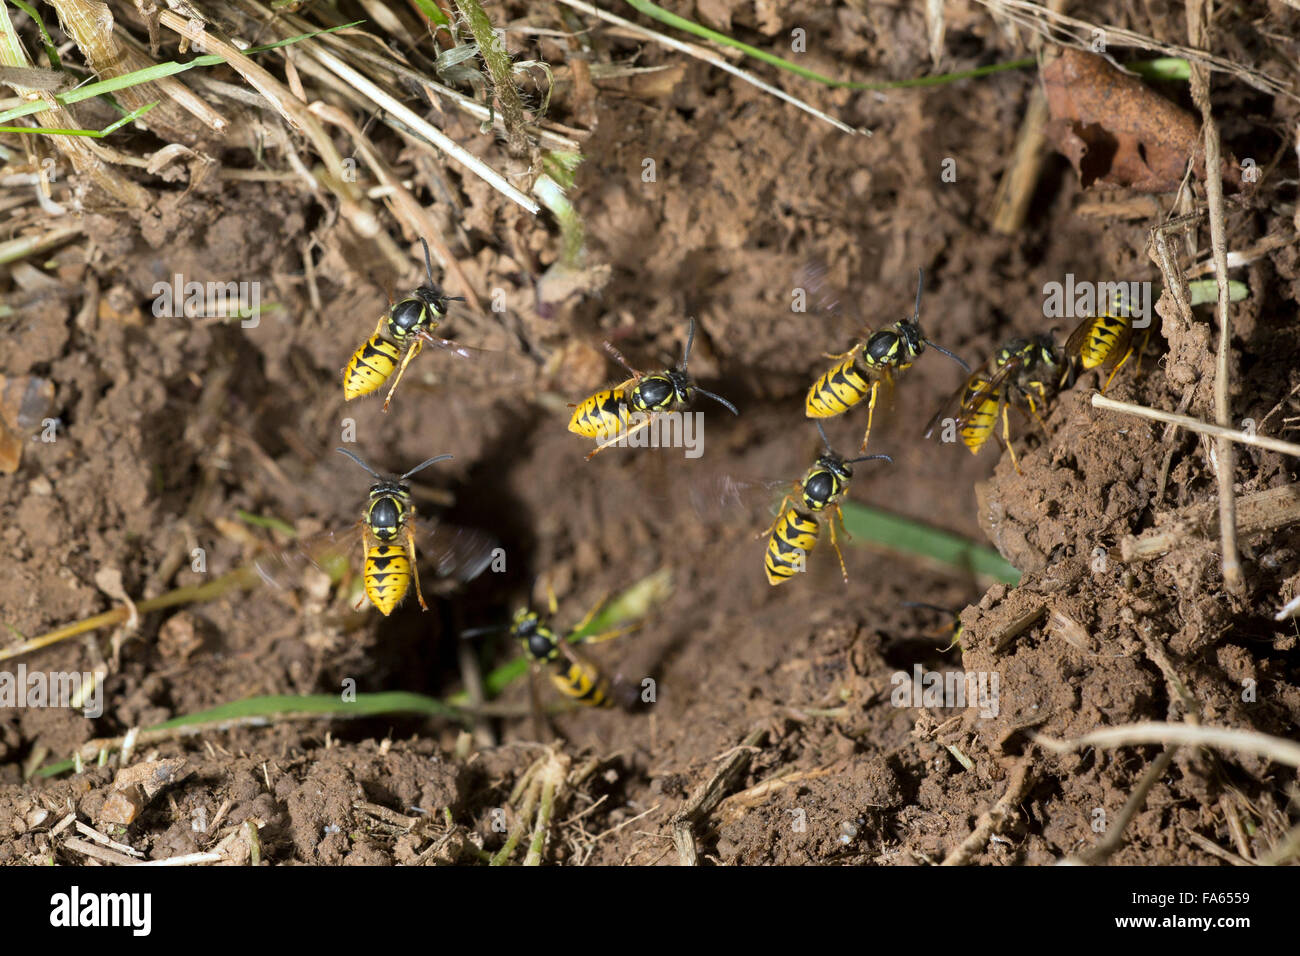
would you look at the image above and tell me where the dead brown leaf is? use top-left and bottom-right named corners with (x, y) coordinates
top-left (1042, 49), bottom-right (1240, 193)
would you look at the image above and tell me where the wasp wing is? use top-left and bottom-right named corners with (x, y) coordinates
top-left (249, 524), bottom-right (363, 592)
top-left (410, 517), bottom-right (497, 583)
top-left (923, 355), bottom-right (1020, 440)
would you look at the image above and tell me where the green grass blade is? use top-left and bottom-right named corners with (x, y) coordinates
top-left (1128, 57), bottom-right (1191, 81)
top-left (0, 20), bottom-right (364, 126)
top-left (0, 101), bottom-right (157, 137)
top-left (840, 501), bottom-right (1021, 584)
top-left (1186, 278), bottom-right (1249, 306)
top-left (34, 691), bottom-right (469, 778)
top-left (624, 0), bottom-right (1034, 90)
top-left (413, 0), bottom-right (452, 28)
top-left (8, 0), bottom-right (62, 70)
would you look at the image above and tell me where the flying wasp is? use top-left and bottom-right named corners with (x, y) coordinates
top-left (923, 334), bottom-right (1063, 474)
top-left (510, 591), bottom-right (638, 708)
top-left (252, 449), bottom-right (495, 616)
top-left (1063, 302), bottom-right (1145, 393)
top-left (806, 268), bottom-right (969, 451)
top-left (342, 238), bottom-right (474, 412)
top-left (464, 587), bottom-right (637, 721)
top-left (568, 317), bottom-right (739, 460)
top-left (762, 422), bottom-right (892, 586)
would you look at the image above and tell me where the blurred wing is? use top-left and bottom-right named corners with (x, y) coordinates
top-left (924, 358), bottom-right (1017, 439)
top-left (411, 518), bottom-right (497, 583)
top-left (249, 524), bottom-right (361, 591)
top-left (686, 470), bottom-right (790, 521)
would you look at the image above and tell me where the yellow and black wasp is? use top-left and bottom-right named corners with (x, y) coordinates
top-left (466, 588), bottom-right (636, 714)
top-left (568, 317), bottom-right (739, 460)
top-left (252, 449), bottom-right (495, 616)
top-left (806, 268), bottom-right (969, 450)
top-left (342, 238), bottom-right (474, 412)
top-left (1063, 305), bottom-right (1144, 393)
top-left (762, 422), bottom-right (892, 586)
top-left (923, 334), bottom-right (1063, 474)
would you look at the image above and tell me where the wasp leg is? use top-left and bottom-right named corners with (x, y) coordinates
top-left (822, 342), bottom-right (863, 362)
top-left (570, 591), bottom-right (609, 635)
top-left (382, 337), bottom-right (425, 412)
top-left (1130, 327), bottom-right (1153, 376)
top-left (586, 410), bottom-right (658, 460)
top-left (1023, 389), bottom-right (1050, 436)
top-left (406, 522), bottom-right (428, 611)
top-left (757, 492), bottom-right (798, 539)
top-left (828, 506), bottom-right (849, 584)
top-left (860, 380), bottom-right (881, 451)
top-left (582, 623), bottom-right (639, 645)
top-left (372, 315), bottom-right (387, 337)
top-left (1000, 402), bottom-right (1023, 475)
top-left (1100, 344), bottom-right (1136, 394)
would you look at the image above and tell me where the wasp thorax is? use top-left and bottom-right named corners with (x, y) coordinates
top-left (632, 370), bottom-right (689, 412)
top-left (367, 492), bottom-right (404, 539)
top-left (526, 632), bottom-right (555, 660)
top-left (387, 298), bottom-right (426, 339)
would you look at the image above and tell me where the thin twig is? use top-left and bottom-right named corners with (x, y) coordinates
top-left (1092, 394), bottom-right (1300, 458)
top-left (940, 755), bottom-right (1035, 865)
top-left (1034, 722), bottom-right (1300, 768)
top-left (1185, 0), bottom-right (1243, 595)
top-left (553, 0), bottom-right (861, 135)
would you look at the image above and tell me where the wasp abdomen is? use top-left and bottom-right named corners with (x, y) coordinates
top-left (568, 388), bottom-right (626, 439)
top-left (344, 334), bottom-right (401, 400)
top-left (364, 543), bottom-right (412, 616)
top-left (1077, 315), bottom-right (1128, 369)
top-left (552, 662), bottom-right (612, 707)
top-left (806, 356), bottom-right (872, 418)
top-left (764, 509), bottom-right (820, 586)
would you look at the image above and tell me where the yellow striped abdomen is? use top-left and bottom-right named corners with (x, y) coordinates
top-left (1077, 315), bottom-right (1128, 369)
top-left (344, 334), bottom-right (401, 400)
top-left (764, 509), bottom-right (820, 585)
top-left (806, 356), bottom-right (872, 418)
top-left (551, 661), bottom-right (612, 707)
top-left (568, 388), bottom-right (626, 439)
top-left (364, 543), bottom-right (411, 616)
top-left (959, 377), bottom-right (998, 454)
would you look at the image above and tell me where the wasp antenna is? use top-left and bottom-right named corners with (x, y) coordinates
top-left (336, 447), bottom-right (384, 480)
top-left (680, 316), bottom-right (697, 371)
top-left (913, 267), bottom-right (925, 319)
top-left (696, 386), bottom-right (738, 416)
top-left (926, 340), bottom-right (971, 374)
top-left (419, 237), bottom-right (436, 289)
top-left (461, 623), bottom-right (505, 640)
top-left (815, 420), bottom-right (834, 453)
top-left (848, 453), bottom-right (893, 465)
top-left (401, 453), bottom-right (454, 480)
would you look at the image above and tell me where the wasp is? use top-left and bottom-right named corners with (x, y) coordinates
top-left (510, 592), bottom-right (637, 708)
top-left (762, 422), bottom-right (892, 586)
top-left (806, 268), bottom-right (969, 450)
top-left (1063, 304), bottom-right (1144, 393)
top-left (568, 317), bottom-right (739, 460)
top-left (465, 587), bottom-right (637, 715)
top-left (253, 449), bottom-right (494, 616)
top-left (342, 238), bottom-right (473, 412)
top-left (924, 334), bottom-right (1063, 474)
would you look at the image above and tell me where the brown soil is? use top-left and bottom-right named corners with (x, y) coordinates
top-left (2, 1), bottom-right (1299, 866)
